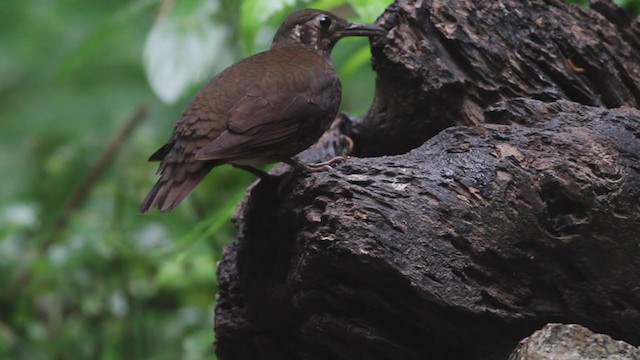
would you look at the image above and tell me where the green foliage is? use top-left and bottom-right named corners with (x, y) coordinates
top-left (143, 0), bottom-right (232, 104)
top-left (0, 0), bottom-right (248, 358)
top-left (1, 0), bottom-right (638, 359)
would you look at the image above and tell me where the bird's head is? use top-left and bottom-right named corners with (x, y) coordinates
top-left (271, 9), bottom-right (386, 56)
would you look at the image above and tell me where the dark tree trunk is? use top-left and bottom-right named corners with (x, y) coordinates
top-left (215, 1), bottom-right (640, 359)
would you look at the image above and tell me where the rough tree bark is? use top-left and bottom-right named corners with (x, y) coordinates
top-left (215, 1), bottom-right (640, 359)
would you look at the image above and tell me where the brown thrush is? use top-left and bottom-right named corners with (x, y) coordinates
top-left (140, 9), bottom-right (386, 212)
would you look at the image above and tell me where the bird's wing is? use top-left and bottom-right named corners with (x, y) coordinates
top-left (195, 65), bottom-right (340, 161)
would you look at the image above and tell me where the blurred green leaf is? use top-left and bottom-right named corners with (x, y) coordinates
top-left (346, 0), bottom-right (389, 21)
top-left (340, 44), bottom-right (373, 77)
top-left (308, 0), bottom-right (344, 10)
top-left (57, 0), bottom-right (160, 81)
top-left (239, 0), bottom-right (297, 52)
top-left (143, 0), bottom-right (228, 103)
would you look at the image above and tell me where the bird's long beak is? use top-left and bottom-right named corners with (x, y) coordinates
top-left (337, 22), bottom-right (387, 38)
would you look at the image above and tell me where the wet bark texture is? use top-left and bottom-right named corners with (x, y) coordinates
top-left (215, 1), bottom-right (640, 359)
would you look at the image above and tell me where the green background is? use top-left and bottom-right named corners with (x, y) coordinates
top-left (0, 0), bottom-right (637, 359)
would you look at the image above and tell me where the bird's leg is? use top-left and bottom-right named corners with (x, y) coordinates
top-left (231, 164), bottom-right (271, 179)
top-left (313, 156), bottom-right (347, 168)
top-left (281, 156), bottom-right (346, 172)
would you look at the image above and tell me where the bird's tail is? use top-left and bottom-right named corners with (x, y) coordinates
top-left (139, 161), bottom-right (216, 213)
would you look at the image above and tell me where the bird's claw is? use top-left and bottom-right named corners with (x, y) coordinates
top-left (303, 164), bottom-right (333, 172)
top-left (282, 156), bottom-right (347, 173)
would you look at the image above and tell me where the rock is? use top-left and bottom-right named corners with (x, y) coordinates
top-left (510, 323), bottom-right (640, 360)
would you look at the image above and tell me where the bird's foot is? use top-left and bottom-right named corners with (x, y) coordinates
top-left (282, 156), bottom-right (346, 172)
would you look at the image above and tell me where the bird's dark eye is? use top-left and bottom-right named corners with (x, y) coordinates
top-left (319, 15), bottom-right (332, 29)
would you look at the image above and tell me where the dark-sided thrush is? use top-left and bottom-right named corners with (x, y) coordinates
top-left (140, 9), bottom-right (386, 212)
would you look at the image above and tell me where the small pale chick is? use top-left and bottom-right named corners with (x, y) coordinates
top-left (140, 9), bottom-right (386, 212)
